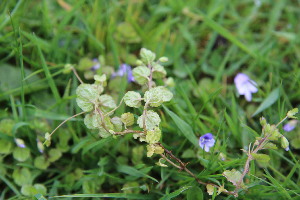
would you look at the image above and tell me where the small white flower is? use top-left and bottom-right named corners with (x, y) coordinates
top-left (234, 73), bottom-right (258, 101)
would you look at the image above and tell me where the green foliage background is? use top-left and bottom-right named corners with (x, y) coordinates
top-left (0, 0), bottom-right (300, 199)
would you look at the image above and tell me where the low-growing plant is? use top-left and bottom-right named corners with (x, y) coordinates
top-left (45, 48), bottom-right (298, 198)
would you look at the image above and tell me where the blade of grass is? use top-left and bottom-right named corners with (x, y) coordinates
top-left (163, 105), bottom-right (198, 147)
top-left (193, 9), bottom-right (257, 59)
top-left (34, 34), bottom-right (61, 101)
top-left (55, 193), bottom-right (155, 199)
top-left (117, 165), bottom-right (158, 183)
top-left (252, 87), bottom-right (280, 117)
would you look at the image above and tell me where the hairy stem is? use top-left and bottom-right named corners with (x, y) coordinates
top-left (114, 129), bottom-right (144, 135)
top-left (158, 143), bottom-right (237, 196)
top-left (235, 135), bottom-right (270, 192)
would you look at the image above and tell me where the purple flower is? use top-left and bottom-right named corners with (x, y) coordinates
top-left (111, 64), bottom-right (135, 82)
top-left (234, 73), bottom-right (258, 102)
top-left (283, 120), bottom-right (297, 132)
top-left (15, 138), bottom-right (26, 148)
top-left (285, 147), bottom-right (290, 151)
top-left (199, 133), bottom-right (215, 152)
top-left (90, 58), bottom-right (101, 71)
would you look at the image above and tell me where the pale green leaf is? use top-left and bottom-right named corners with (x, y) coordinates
top-left (137, 110), bottom-right (161, 130)
top-left (132, 66), bottom-right (150, 85)
top-left (222, 169), bottom-right (245, 188)
top-left (124, 91), bottom-right (142, 108)
top-left (145, 127), bottom-right (161, 144)
top-left (152, 63), bottom-right (166, 79)
top-left (99, 94), bottom-right (117, 113)
top-left (140, 48), bottom-right (156, 64)
top-left (121, 112), bottom-right (135, 127)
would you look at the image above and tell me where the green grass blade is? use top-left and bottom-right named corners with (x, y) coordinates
top-left (160, 186), bottom-right (191, 200)
top-left (117, 165), bottom-right (158, 183)
top-left (194, 9), bottom-right (257, 59)
top-left (252, 87), bottom-right (280, 117)
top-left (163, 105), bottom-right (198, 147)
top-left (34, 35), bottom-right (61, 101)
top-left (54, 193), bottom-right (155, 199)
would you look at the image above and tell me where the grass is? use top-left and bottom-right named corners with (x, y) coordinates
top-left (0, 0), bottom-right (300, 199)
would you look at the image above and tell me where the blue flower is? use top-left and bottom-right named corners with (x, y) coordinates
top-left (234, 73), bottom-right (258, 101)
top-left (111, 64), bottom-right (135, 82)
top-left (90, 58), bottom-right (101, 71)
top-left (199, 133), bottom-right (215, 152)
top-left (283, 120), bottom-right (297, 132)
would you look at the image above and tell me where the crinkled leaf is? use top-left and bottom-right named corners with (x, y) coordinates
top-left (206, 184), bottom-right (215, 196)
top-left (223, 169), bottom-right (245, 188)
top-left (111, 117), bottom-right (123, 132)
top-left (121, 112), bottom-right (135, 127)
top-left (99, 94), bottom-right (117, 114)
top-left (124, 91), bottom-right (142, 108)
top-left (76, 84), bottom-right (100, 112)
top-left (152, 63), bottom-right (166, 79)
top-left (146, 144), bottom-right (164, 157)
top-left (144, 86), bottom-right (173, 107)
top-left (140, 48), bottom-right (156, 64)
top-left (132, 66), bottom-right (150, 85)
top-left (84, 113), bottom-right (101, 129)
top-left (137, 110), bottom-right (161, 130)
top-left (146, 127), bottom-right (161, 144)
top-left (98, 127), bottom-right (112, 138)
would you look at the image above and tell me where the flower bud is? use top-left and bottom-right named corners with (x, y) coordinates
top-left (63, 64), bottom-right (73, 74)
top-left (260, 117), bottom-right (267, 126)
top-left (15, 138), bottom-right (26, 148)
top-left (280, 136), bottom-right (289, 151)
top-left (159, 57), bottom-right (168, 62)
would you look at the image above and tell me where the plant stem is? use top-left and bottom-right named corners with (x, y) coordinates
top-left (71, 67), bottom-right (84, 84)
top-left (235, 135), bottom-right (270, 192)
top-left (104, 97), bottom-right (124, 117)
top-left (47, 111), bottom-right (86, 139)
top-left (276, 116), bottom-right (288, 127)
top-left (158, 143), bottom-right (237, 196)
top-left (114, 130), bottom-right (144, 135)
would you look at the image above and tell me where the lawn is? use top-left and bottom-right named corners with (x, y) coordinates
top-left (0, 0), bottom-right (300, 199)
